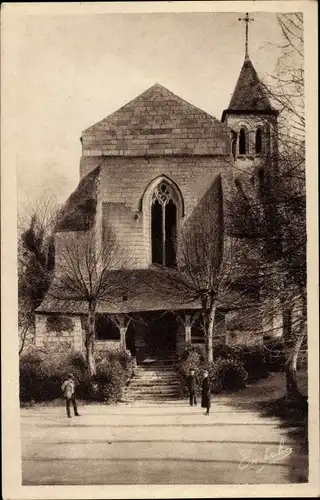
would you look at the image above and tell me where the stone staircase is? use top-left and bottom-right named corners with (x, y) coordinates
top-left (123, 356), bottom-right (182, 402)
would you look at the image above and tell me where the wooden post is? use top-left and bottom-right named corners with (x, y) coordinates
top-left (110, 314), bottom-right (129, 350)
top-left (120, 327), bottom-right (127, 350)
top-left (185, 314), bottom-right (191, 343)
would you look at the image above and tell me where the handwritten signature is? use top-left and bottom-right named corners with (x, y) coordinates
top-left (238, 438), bottom-right (293, 473)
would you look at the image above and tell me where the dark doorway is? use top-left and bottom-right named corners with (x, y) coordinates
top-left (145, 311), bottom-right (177, 358)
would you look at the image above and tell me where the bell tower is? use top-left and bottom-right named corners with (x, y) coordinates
top-left (222, 13), bottom-right (278, 183)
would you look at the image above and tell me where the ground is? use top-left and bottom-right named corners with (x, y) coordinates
top-left (21, 373), bottom-right (308, 485)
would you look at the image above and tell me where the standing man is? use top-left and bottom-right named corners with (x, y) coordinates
top-left (201, 370), bottom-right (211, 415)
top-left (61, 373), bottom-right (80, 418)
top-left (187, 369), bottom-right (197, 406)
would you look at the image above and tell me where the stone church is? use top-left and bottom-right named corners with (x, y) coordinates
top-left (35, 54), bottom-right (279, 361)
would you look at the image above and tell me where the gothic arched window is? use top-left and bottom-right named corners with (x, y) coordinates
top-left (255, 128), bottom-right (263, 154)
top-left (239, 128), bottom-right (247, 155)
top-left (151, 181), bottom-right (177, 267)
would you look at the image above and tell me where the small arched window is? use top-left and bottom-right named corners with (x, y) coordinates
top-left (239, 128), bottom-right (247, 155)
top-left (255, 128), bottom-right (263, 154)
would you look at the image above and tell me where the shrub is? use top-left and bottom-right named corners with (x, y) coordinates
top-left (19, 346), bottom-right (134, 404)
top-left (19, 347), bottom-right (89, 402)
top-left (237, 344), bottom-right (269, 382)
top-left (93, 349), bottom-right (134, 403)
top-left (209, 357), bottom-right (248, 393)
top-left (177, 345), bottom-right (204, 396)
top-left (212, 341), bottom-right (238, 360)
top-left (178, 343), bottom-right (204, 363)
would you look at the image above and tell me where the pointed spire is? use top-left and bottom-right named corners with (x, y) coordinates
top-left (227, 56), bottom-right (273, 112)
top-left (238, 13), bottom-right (254, 58)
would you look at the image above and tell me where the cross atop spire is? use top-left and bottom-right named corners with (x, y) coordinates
top-left (238, 12), bottom-right (254, 58)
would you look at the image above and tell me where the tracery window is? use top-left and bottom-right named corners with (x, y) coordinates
top-left (151, 181), bottom-right (177, 267)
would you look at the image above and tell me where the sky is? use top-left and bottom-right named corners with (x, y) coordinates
top-left (4, 8), bottom-right (286, 207)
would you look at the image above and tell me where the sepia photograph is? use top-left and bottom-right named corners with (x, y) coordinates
top-left (1, 1), bottom-right (319, 498)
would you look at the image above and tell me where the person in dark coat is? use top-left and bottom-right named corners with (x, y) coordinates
top-left (61, 373), bottom-right (80, 418)
top-left (186, 369), bottom-right (197, 406)
top-left (201, 370), bottom-right (211, 415)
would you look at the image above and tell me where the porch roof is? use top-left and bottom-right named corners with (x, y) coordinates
top-left (36, 267), bottom-right (258, 315)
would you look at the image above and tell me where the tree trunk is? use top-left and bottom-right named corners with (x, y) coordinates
top-left (86, 301), bottom-right (96, 377)
top-left (285, 294), bottom-right (307, 399)
top-left (204, 299), bottom-right (216, 363)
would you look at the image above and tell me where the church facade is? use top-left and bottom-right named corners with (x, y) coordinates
top-left (35, 54), bottom-right (280, 361)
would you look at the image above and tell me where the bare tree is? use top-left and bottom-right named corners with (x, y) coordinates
top-left (18, 191), bottom-right (59, 354)
top-left (230, 13), bottom-right (306, 398)
top-left (151, 176), bottom-right (254, 363)
top-left (48, 227), bottom-right (131, 376)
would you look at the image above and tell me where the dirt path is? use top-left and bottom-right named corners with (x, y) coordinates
top-left (21, 398), bottom-right (307, 485)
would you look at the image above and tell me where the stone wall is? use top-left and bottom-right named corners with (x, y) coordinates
top-left (95, 340), bottom-right (122, 352)
top-left (226, 330), bottom-right (264, 346)
top-left (35, 314), bottom-right (84, 352)
top-left (225, 308), bottom-right (262, 346)
top-left (89, 155), bottom-right (234, 268)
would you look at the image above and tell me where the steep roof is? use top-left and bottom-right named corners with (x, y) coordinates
top-left (56, 166), bottom-right (101, 232)
top-left (82, 84), bottom-right (231, 156)
top-left (225, 56), bottom-right (276, 114)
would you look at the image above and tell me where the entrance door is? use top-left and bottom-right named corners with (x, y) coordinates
top-left (146, 311), bottom-right (177, 358)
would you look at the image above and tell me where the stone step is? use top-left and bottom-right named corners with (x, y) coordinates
top-left (132, 375), bottom-right (178, 383)
top-left (139, 364), bottom-right (176, 368)
top-left (134, 379), bottom-right (178, 382)
top-left (126, 357), bottom-right (180, 401)
top-left (127, 382), bottom-right (181, 390)
top-left (125, 389), bottom-right (181, 394)
top-left (134, 372), bottom-right (177, 375)
top-left (133, 375), bottom-right (178, 379)
top-left (125, 396), bottom-right (181, 401)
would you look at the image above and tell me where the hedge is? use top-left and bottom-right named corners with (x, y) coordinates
top-left (177, 340), bottom-right (277, 395)
top-left (20, 347), bottom-right (134, 404)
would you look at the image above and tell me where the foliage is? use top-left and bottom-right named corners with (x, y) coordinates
top-left (212, 341), bottom-right (238, 360)
top-left (19, 347), bottom-right (133, 404)
top-left (209, 357), bottom-right (248, 393)
top-left (177, 341), bottom-right (276, 395)
top-left (236, 344), bottom-right (269, 382)
top-left (46, 315), bottom-right (74, 333)
top-left (177, 346), bottom-right (204, 395)
top-left (178, 343), bottom-right (204, 363)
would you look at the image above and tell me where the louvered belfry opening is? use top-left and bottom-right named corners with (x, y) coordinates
top-left (151, 181), bottom-right (177, 267)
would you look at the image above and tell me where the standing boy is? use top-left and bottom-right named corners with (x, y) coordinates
top-left (187, 369), bottom-right (197, 406)
top-left (61, 373), bottom-right (80, 418)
